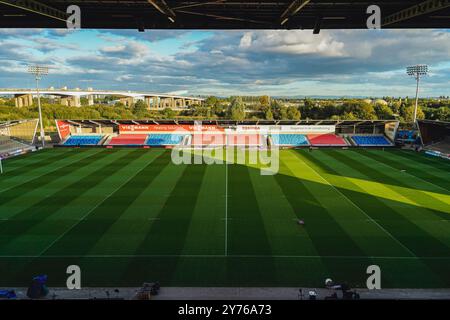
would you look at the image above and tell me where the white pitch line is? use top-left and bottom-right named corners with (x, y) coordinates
top-left (225, 155), bottom-right (228, 256)
top-left (35, 156), bottom-right (151, 257)
top-left (363, 150), bottom-right (450, 193)
top-left (1, 254), bottom-right (449, 260)
top-left (295, 152), bottom-right (418, 258)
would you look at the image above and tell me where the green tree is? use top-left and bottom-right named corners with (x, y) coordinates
top-left (286, 106), bottom-right (301, 120)
top-left (133, 100), bottom-right (147, 117)
top-left (228, 96), bottom-right (245, 120)
top-left (374, 103), bottom-right (394, 119)
top-left (401, 105), bottom-right (425, 122)
top-left (265, 108), bottom-right (274, 120)
top-left (161, 107), bottom-right (176, 119)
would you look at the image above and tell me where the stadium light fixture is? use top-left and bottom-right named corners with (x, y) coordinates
top-left (406, 64), bottom-right (428, 126)
top-left (28, 65), bottom-right (49, 148)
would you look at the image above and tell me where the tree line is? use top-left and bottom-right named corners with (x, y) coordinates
top-left (0, 95), bottom-right (448, 131)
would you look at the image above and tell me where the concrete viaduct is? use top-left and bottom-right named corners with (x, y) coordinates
top-left (0, 88), bottom-right (204, 109)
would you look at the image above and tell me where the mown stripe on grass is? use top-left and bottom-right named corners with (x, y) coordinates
top-left (356, 149), bottom-right (450, 193)
top-left (0, 148), bottom-right (88, 181)
top-left (288, 150), bottom-right (415, 257)
top-left (41, 150), bottom-right (171, 256)
top-left (226, 160), bottom-right (277, 286)
top-left (178, 164), bottom-right (226, 255)
top-left (395, 150), bottom-right (450, 171)
top-left (0, 148), bottom-right (103, 198)
top-left (301, 150), bottom-right (450, 256)
top-left (84, 155), bottom-right (187, 257)
top-left (0, 149), bottom-right (144, 252)
top-left (326, 150), bottom-right (450, 233)
top-left (298, 150), bottom-right (447, 286)
top-left (1, 149), bottom-right (70, 172)
top-left (364, 149), bottom-right (450, 192)
top-left (0, 150), bottom-right (122, 219)
top-left (120, 160), bottom-right (208, 285)
top-left (275, 153), bottom-right (371, 258)
top-left (247, 162), bottom-right (320, 256)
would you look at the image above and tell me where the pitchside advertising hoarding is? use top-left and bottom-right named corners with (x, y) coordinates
top-left (231, 125), bottom-right (336, 134)
top-left (119, 124), bottom-right (336, 134)
top-left (119, 124), bottom-right (225, 133)
top-left (56, 120), bottom-right (71, 139)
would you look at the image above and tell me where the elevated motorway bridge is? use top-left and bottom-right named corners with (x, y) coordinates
top-left (0, 88), bottom-right (205, 109)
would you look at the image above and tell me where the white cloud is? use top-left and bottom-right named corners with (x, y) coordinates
top-left (239, 30), bottom-right (345, 57)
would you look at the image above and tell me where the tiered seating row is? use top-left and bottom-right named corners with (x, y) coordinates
top-left (191, 134), bottom-right (226, 146)
top-left (109, 134), bottom-right (147, 145)
top-left (271, 134), bottom-right (309, 146)
top-left (351, 135), bottom-right (391, 146)
top-left (307, 134), bottom-right (347, 146)
top-left (146, 134), bottom-right (185, 146)
top-left (64, 135), bottom-right (103, 146)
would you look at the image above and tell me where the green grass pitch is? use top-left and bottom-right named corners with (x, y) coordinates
top-left (0, 147), bottom-right (449, 288)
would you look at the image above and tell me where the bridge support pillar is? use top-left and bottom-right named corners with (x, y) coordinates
top-left (60, 96), bottom-right (81, 107)
top-left (14, 94), bottom-right (33, 107)
top-left (60, 97), bottom-right (69, 106)
top-left (88, 95), bottom-right (94, 106)
top-left (120, 97), bottom-right (134, 107)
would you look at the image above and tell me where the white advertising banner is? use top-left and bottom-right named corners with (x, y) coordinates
top-left (232, 125), bottom-right (335, 134)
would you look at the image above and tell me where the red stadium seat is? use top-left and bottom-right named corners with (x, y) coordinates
top-left (307, 134), bottom-right (347, 146)
top-left (191, 134), bottom-right (226, 146)
top-left (227, 134), bottom-right (261, 146)
top-left (109, 134), bottom-right (147, 145)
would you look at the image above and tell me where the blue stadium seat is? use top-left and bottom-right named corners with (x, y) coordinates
top-left (271, 134), bottom-right (309, 146)
top-left (396, 130), bottom-right (417, 142)
top-left (352, 135), bottom-right (391, 146)
top-left (64, 135), bottom-right (103, 146)
top-left (146, 134), bottom-right (185, 146)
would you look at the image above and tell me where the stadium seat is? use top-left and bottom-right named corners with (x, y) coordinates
top-left (64, 135), bottom-right (103, 146)
top-left (191, 134), bottom-right (226, 146)
top-left (109, 134), bottom-right (147, 145)
top-left (351, 135), bottom-right (391, 146)
top-left (227, 134), bottom-right (261, 146)
top-left (307, 134), bottom-right (347, 146)
top-left (396, 130), bottom-right (417, 142)
top-left (146, 134), bottom-right (185, 146)
top-left (271, 134), bottom-right (309, 146)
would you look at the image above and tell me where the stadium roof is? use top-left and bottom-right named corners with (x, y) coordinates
top-left (1, 1), bottom-right (449, 30)
top-left (60, 119), bottom-right (398, 127)
top-left (418, 119), bottom-right (450, 129)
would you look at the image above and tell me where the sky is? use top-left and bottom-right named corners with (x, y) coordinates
top-left (0, 28), bottom-right (449, 97)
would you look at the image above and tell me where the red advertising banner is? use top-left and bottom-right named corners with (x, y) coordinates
top-left (119, 124), bottom-right (224, 133)
top-left (56, 120), bottom-right (71, 139)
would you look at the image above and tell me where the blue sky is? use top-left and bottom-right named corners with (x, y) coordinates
top-left (0, 29), bottom-right (449, 97)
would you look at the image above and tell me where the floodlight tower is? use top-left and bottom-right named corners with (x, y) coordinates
top-left (406, 64), bottom-right (428, 126)
top-left (28, 65), bottom-right (49, 148)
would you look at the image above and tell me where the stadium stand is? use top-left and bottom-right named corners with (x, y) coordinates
top-left (307, 134), bottom-right (347, 146)
top-left (0, 135), bottom-right (34, 156)
top-left (396, 130), bottom-right (417, 142)
top-left (64, 135), bottom-right (103, 146)
top-left (271, 134), bottom-right (309, 146)
top-left (351, 135), bottom-right (392, 146)
top-left (227, 134), bottom-right (261, 146)
top-left (109, 134), bottom-right (147, 145)
top-left (146, 133), bottom-right (185, 146)
top-left (191, 134), bottom-right (226, 146)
